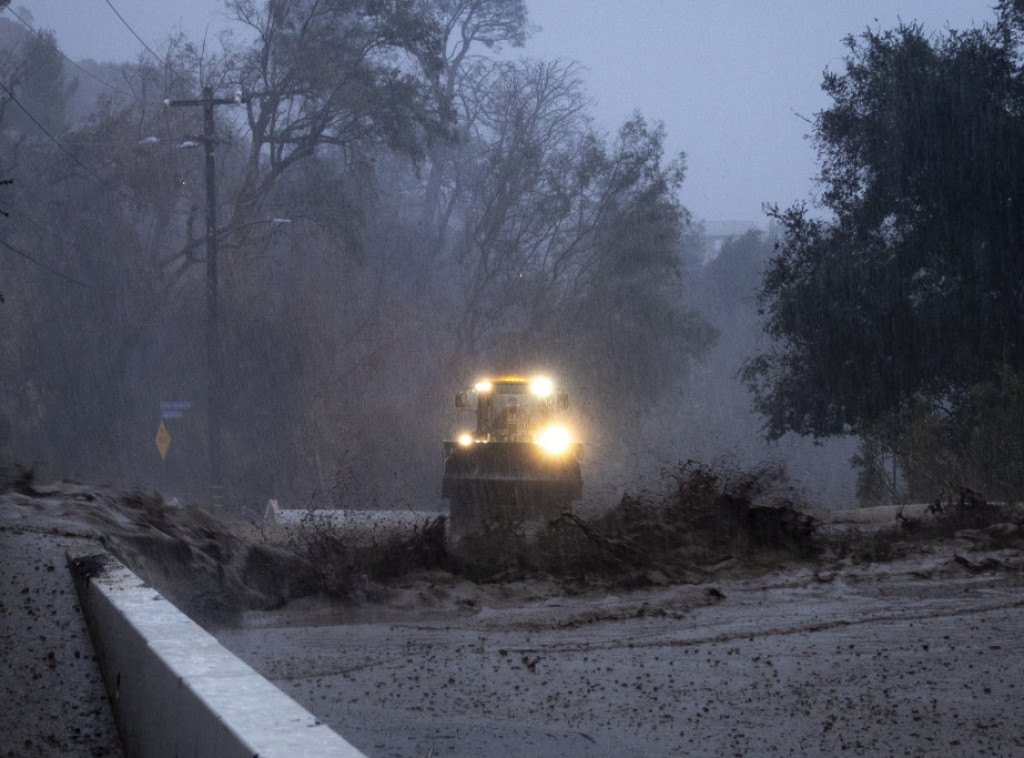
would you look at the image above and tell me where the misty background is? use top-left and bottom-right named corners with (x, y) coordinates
top-left (0, 1), bottom-right (1002, 512)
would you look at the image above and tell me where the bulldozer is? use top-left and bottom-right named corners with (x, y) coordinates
top-left (442, 375), bottom-right (582, 535)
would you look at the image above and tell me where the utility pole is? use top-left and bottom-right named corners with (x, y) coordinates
top-left (169, 86), bottom-right (246, 511)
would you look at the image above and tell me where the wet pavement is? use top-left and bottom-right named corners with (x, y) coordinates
top-left (0, 528), bottom-right (123, 757)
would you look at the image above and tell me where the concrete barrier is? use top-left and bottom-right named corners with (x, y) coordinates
top-left (68, 549), bottom-right (365, 758)
top-left (819, 503), bottom-right (933, 524)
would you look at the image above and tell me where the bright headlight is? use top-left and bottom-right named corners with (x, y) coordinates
top-left (537, 425), bottom-right (571, 454)
top-left (475, 380), bottom-right (493, 393)
top-left (530, 376), bottom-right (553, 397)
top-left (457, 433), bottom-right (474, 446)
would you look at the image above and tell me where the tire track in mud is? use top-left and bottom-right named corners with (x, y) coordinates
top-left (570, 595), bottom-right (1024, 655)
top-left (218, 575), bottom-right (1024, 758)
top-left (233, 578), bottom-right (1024, 683)
top-left (378, 578), bottom-right (1024, 657)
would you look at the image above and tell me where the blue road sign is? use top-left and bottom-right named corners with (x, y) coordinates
top-left (160, 401), bottom-right (192, 419)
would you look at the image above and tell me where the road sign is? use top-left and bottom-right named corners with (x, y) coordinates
top-left (155, 421), bottom-right (171, 460)
top-left (160, 401), bottom-right (192, 419)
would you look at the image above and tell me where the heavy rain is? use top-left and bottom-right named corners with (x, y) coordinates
top-left (2, 1), bottom-right (1023, 756)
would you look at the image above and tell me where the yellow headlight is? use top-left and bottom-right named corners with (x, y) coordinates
top-left (458, 433), bottom-right (474, 446)
top-left (530, 376), bottom-right (553, 397)
top-left (537, 425), bottom-right (571, 454)
top-left (474, 380), bottom-right (493, 393)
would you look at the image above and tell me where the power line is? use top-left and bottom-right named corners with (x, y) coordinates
top-left (103, 0), bottom-right (167, 67)
top-left (3, 5), bottom-right (128, 99)
top-left (0, 236), bottom-right (93, 289)
top-left (0, 78), bottom-right (102, 178)
top-left (2, 1), bottom-right (244, 218)
top-left (1, 195), bottom-right (105, 262)
top-left (0, 177), bottom-right (88, 289)
top-left (0, 77), bottom-right (194, 216)
top-left (102, 0), bottom-right (193, 91)
top-left (5, 4), bottom-right (209, 115)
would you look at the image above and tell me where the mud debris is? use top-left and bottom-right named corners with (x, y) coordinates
top-left (2, 463), bottom-right (1023, 628)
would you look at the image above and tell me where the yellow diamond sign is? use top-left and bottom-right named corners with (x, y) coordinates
top-left (155, 421), bottom-right (171, 461)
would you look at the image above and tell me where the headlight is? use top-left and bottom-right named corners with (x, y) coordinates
top-left (530, 376), bottom-right (553, 397)
top-left (457, 433), bottom-right (474, 446)
top-left (475, 380), bottom-right (493, 393)
top-left (537, 425), bottom-right (571, 454)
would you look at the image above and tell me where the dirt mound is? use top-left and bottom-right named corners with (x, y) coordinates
top-left (448, 460), bottom-right (818, 582)
top-left (822, 491), bottom-right (1024, 564)
top-left (570, 460), bottom-right (815, 574)
top-left (106, 499), bottom-right (449, 625)
top-left (0, 477), bottom-right (448, 626)
top-left (4, 464), bottom-right (1019, 627)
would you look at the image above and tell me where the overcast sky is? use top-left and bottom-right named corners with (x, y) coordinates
top-left (12, 0), bottom-right (1001, 224)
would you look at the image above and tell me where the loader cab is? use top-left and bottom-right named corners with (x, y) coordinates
top-left (455, 376), bottom-right (569, 444)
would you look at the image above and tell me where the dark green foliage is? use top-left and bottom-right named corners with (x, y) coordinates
top-left (854, 369), bottom-right (1024, 503)
top-left (744, 12), bottom-right (1024, 499)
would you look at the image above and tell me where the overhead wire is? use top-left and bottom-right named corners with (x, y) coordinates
top-left (1, 194), bottom-right (114, 263)
top-left (0, 74), bottom-right (197, 287)
top-left (103, 0), bottom-right (170, 68)
top-left (0, 76), bottom-right (193, 215)
top-left (0, 78), bottom-right (111, 183)
top-left (102, 0), bottom-right (196, 93)
top-left (7, 0), bottom-right (215, 127)
top-left (0, 236), bottom-right (93, 289)
top-left (95, 0), bottom-right (238, 211)
top-left (0, 2), bottom-right (227, 220)
top-left (5, 3), bottom-right (216, 111)
top-left (0, 1), bottom-right (253, 287)
top-left (3, 5), bottom-right (129, 100)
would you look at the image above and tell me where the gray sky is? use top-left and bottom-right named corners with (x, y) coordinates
top-left (14, 0), bottom-right (1000, 224)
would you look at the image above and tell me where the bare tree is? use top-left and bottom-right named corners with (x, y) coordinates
top-left (226, 0), bottom-right (449, 218)
top-left (419, 0), bottom-right (529, 238)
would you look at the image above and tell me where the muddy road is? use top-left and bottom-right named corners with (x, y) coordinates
top-left (2, 475), bottom-right (1023, 756)
top-left (215, 551), bottom-right (1024, 757)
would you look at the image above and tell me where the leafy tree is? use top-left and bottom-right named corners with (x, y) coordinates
top-left (743, 7), bottom-right (1024, 499)
top-left (0, 50), bottom-right (213, 480)
top-left (555, 116), bottom-right (715, 438)
top-left (128, 0), bottom-right (457, 502)
top-left (446, 57), bottom-right (591, 356)
top-left (450, 101), bottom-right (714, 442)
top-left (744, 19), bottom-right (1024, 437)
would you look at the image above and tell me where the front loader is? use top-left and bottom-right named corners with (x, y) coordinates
top-left (442, 375), bottom-right (582, 536)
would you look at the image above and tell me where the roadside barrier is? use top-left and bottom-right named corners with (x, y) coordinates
top-left (68, 548), bottom-right (365, 758)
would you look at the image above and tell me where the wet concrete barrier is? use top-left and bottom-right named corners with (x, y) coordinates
top-left (68, 549), bottom-right (365, 758)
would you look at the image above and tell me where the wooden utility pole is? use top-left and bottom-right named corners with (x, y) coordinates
top-left (168, 86), bottom-right (246, 510)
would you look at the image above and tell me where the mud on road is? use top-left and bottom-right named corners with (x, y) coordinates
top-left (2, 471), bottom-right (1024, 756)
top-left (215, 548), bottom-right (1024, 757)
